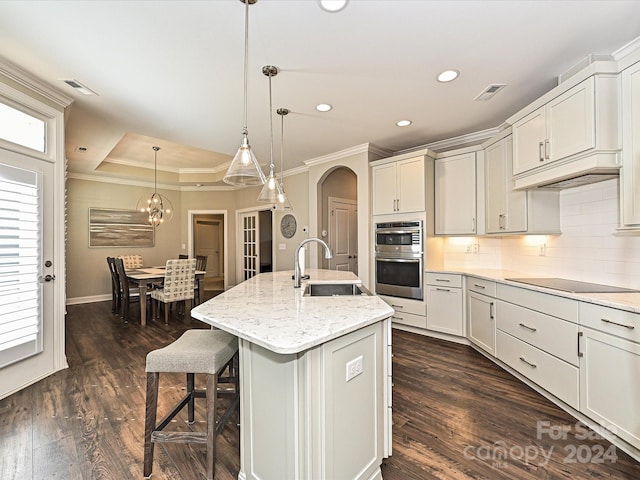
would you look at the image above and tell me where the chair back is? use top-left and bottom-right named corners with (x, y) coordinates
top-left (119, 254), bottom-right (143, 269)
top-left (195, 255), bottom-right (208, 272)
top-left (107, 257), bottom-right (120, 292)
top-left (162, 258), bottom-right (197, 301)
top-left (114, 257), bottom-right (132, 297)
top-left (178, 254), bottom-right (188, 259)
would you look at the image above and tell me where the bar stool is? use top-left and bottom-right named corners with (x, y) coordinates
top-left (143, 329), bottom-right (239, 479)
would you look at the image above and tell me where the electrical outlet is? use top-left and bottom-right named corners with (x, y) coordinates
top-left (539, 243), bottom-right (547, 256)
top-left (345, 355), bottom-right (363, 382)
top-left (472, 242), bottom-right (479, 254)
top-left (279, 243), bottom-right (286, 250)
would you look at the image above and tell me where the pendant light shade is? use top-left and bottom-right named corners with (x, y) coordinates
top-left (136, 146), bottom-right (173, 227)
top-left (275, 107), bottom-right (292, 210)
top-left (223, 0), bottom-right (265, 186)
top-left (258, 65), bottom-right (282, 203)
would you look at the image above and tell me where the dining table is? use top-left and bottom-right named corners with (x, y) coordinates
top-left (126, 266), bottom-right (206, 326)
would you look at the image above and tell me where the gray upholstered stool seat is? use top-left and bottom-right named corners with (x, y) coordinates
top-left (143, 329), bottom-right (239, 480)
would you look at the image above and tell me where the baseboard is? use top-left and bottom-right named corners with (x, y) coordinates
top-left (392, 324), bottom-right (470, 346)
top-left (66, 294), bottom-right (111, 305)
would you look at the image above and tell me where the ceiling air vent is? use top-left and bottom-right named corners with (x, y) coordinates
top-left (62, 79), bottom-right (98, 96)
top-left (474, 84), bottom-right (506, 101)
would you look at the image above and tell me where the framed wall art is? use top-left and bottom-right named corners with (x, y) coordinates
top-left (89, 208), bottom-right (154, 247)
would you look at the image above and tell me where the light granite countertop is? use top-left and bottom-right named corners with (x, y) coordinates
top-left (427, 267), bottom-right (640, 314)
top-left (191, 269), bottom-right (394, 354)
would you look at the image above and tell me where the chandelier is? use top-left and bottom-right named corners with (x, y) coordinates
top-left (136, 146), bottom-right (173, 227)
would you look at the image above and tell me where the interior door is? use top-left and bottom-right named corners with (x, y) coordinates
top-left (195, 220), bottom-right (220, 277)
top-left (238, 211), bottom-right (259, 281)
top-left (0, 149), bottom-right (54, 399)
top-left (329, 198), bottom-right (357, 273)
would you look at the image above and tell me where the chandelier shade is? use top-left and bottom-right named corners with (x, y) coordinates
top-left (136, 146), bottom-right (173, 227)
top-left (223, 0), bottom-right (265, 186)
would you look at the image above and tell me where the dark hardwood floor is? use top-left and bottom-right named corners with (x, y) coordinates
top-left (1, 301), bottom-right (638, 479)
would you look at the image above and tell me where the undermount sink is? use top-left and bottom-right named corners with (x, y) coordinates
top-left (303, 282), bottom-right (371, 297)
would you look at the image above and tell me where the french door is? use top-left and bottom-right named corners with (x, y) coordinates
top-left (238, 211), bottom-right (259, 281)
top-left (0, 149), bottom-right (55, 398)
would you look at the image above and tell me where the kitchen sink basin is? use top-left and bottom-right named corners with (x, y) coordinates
top-left (303, 282), bottom-right (371, 297)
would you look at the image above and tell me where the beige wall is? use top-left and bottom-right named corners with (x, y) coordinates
top-left (66, 178), bottom-right (182, 301)
top-left (67, 170), bottom-right (312, 301)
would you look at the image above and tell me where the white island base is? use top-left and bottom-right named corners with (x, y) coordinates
top-left (239, 319), bottom-right (389, 480)
top-left (190, 270), bottom-right (393, 480)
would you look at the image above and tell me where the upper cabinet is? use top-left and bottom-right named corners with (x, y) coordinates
top-left (620, 61), bottom-right (640, 228)
top-left (484, 131), bottom-right (560, 235)
top-left (510, 74), bottom-right (620, 189)
top-left (435, 151), bottom-right (479, 235)
top-left (372, 155), bottom-right (427, 215)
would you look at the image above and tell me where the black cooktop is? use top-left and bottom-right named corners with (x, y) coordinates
top-left (505, 277), bottom-right (639, 294)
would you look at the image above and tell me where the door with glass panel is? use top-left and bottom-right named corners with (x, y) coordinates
top-left (0, 149), bottom-right (54, 398)
top-left (239, 211), bottom-right (259, 281)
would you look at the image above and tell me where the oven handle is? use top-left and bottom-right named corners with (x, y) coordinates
top-left (376, 257), bottom-right (422, 263)
top-left (376, 228), bottom-right (421, 234)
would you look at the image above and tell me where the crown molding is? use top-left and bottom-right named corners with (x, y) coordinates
top-left (394, 126), bottom-right (503, 155)
top-left (304, 143), bottom-right (391, 167)
top-left (0, 55), bottom-right (73, 108)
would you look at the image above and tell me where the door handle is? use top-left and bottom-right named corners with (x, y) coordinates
top-left (539, 141), bottom-right (544, 161)
top-left (544, 139), bottom-right (550, 160)
top-left (39, 274), bottom-right (56, 282)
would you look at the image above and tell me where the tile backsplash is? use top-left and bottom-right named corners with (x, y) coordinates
top-left (442, 178), bottom-right (640, 288)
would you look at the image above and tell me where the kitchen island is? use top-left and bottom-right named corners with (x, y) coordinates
top-left (191, 269), bottom-right (394, 480)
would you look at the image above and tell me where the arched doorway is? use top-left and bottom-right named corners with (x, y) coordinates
top-left (319, 167), bottom-right (357, 273)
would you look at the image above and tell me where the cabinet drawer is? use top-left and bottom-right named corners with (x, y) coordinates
top-left (426, 272), bottom-right (462, 288)
top-left (467, 277), bottom-right (496, 296)
top-left (497, 283), bottom-right (578, 323)
top-left (497, 300), bottom-right (579, 366)
top-left (390, 311), bottom-right (427, 329)
top-left (579, 302), bottom-right (640, 343)
top-left (496, 330), bottom-right (579, 409)
top-left (380, 295), bottom-right (426, 317)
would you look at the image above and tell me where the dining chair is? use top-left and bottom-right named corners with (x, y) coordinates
top-left (114, 257), bottom-right (147, 323)
top-left (151, 258), bottom-right (196, 324)
top-left (119, 254), bottom-right (144, 269)
top-left (194, 255), bottom-right (208, 305)
top-left (106, 257), bottom-right (121, 314)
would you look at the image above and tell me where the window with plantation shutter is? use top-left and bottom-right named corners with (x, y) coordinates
top-left (0, 162), bottom-right (42, 368)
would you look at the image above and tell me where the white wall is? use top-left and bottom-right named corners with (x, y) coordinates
top-left (442, 178), bottom-right (640, 289)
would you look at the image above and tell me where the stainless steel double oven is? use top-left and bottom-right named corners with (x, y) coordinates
top-left (374, 220), bottom-right (423, 300)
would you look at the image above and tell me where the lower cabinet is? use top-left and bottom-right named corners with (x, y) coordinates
top-left (380, 295), bottom-right (427, 330)
top-left (467, 290), bottom-right (496, 356)
top-left (579, 303), bottom-right (640, 450)
top-left (426, 272), bottom-right (463, 336)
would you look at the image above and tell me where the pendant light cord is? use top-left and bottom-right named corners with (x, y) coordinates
top-left (242, 0), bottom-right (249, 135)
top-left (153, 146), bottom-right (159, 194)
top-left (268, 72), bottom-right (274, 172)
top-left (280, 111), bottom-right (284, 184)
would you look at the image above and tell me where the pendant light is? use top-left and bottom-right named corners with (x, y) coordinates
top-left (223, 0), bottom-right (266, 186)
top-left (257, 65), bottom-right (284, 203)
top-left (136, 146), bottom-right (173, 227)
top-left (275, 107), bottom-right (292, 210)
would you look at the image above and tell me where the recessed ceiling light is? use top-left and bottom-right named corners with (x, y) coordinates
top-left (318, 0), bottom-right (348, 13)
top-left (437, 70), bottom-right (459, 83)
top-left (316, 103), bottom-right (332, 112)
top-left (396, 120), bottom-right (412, 127)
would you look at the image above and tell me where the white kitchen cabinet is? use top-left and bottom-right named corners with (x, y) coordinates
top-left (510, 75), bottom-right (620, 189)
top-left (484, 132), bottom-right (560, 234)
top-left (426, 273), bottom-right (463, 336)
top-left (372, 156), bottom-right (425, 215)
top-left (467, 283), bottom-right (496, 356)
top-left (513, 77), bottom-right (595, 175)
top-left (435, 152), bottom-right (477, 235)
top-left (579, 325), bottom-right (640, 451)
top-left (620, 61), bottom-right (640, 227)
top-left (379, 294), bottom-right (427, 330)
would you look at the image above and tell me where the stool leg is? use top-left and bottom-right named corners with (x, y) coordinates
top-left (206, 373), bottom-right (217, 480)
top-left (143, 371), bottom-right (159, 478)
top-left (187, 373), bottom-right (195, 424)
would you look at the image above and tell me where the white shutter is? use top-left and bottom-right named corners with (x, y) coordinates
top-left (0, 163), bottom-right (42, 368)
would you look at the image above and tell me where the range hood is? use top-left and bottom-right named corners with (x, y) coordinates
top-left (513, 152), bottom-right (621, 190)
